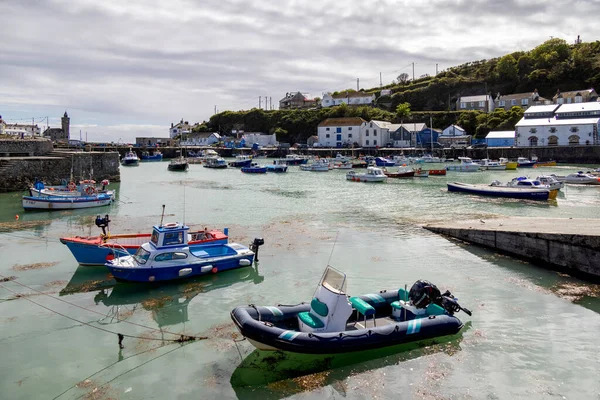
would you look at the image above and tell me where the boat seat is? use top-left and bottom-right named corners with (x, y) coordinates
top-left (350, 297), bottom-right (376, 327)
top-left (391, 300), bottom-right (446, 320)
top-left (297, 311), bottom-right (325, 329)
top-left (310, 297), bottom-right (328, 317)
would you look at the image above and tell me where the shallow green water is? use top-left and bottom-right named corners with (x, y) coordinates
top-left (1, 161), bottom-right (599, 399)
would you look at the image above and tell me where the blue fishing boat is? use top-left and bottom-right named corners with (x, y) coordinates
top-left (265, 160), bottom-right (288, 173)
top-left (374, 157), bottom-right (396, 167)
top-left (517, 157), bottom-right (537, 168)
top-left (229, 155), bottom-right (253, 168)
top-left (241, 163), bottom-right (267, 174)
top-left (231, 266), bottom-right (470, 354)
top-left (140, 151), bottom-right (163, 161)
top-left (105, 222), bottom-right (263, 283)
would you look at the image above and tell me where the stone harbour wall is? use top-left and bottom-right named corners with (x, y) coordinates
top-left (0, 151), bottom-right (120, 192)
top-left (0, 138), bottom-right (54, 156)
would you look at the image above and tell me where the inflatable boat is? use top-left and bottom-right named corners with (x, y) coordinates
top-left (231, 266), bottom-right (471, 354)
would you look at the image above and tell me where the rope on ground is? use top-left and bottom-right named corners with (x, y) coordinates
top-left (0, 283), bottom-right (207, 347)
top-left (0, 273), bottom-right (208, 341)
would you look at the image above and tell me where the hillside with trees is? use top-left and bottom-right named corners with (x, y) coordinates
top-left (196, 39), bottom-right (600, 142)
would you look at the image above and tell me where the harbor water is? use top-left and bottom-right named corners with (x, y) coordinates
top-left (1, 161), bottom-right (599, 399)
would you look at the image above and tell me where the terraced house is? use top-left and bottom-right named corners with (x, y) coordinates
top-left (494, 89), bottom-right (551, 110)
top-left (321, 91), bottom-right (375, 108)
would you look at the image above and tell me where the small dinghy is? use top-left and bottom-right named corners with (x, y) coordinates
top-left (231, 266), bottom-right (471, 354)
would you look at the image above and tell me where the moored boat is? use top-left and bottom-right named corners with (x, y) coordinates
top-left (383, 166), bottom-right (415, 178)
top-left (447, 181), bottom-right (557, 200)
top-left (22, 192), bottom-right (114, 210)
top-left (478, 159), bottom-right (506, 170)
top-left (168, 156), bottom-right (189, 171)
top-left (536, 160), bottom-right (557, 167)
top-left (265, 160), bottom-right (288, 173)
top-left (29, 179), bottom-right (114, 199)
top-left (203, 157), bottom-right (228, 169)
top-left (300, 159), bottom-right (330, 172)
top-left (446, 157), bottom-right (481, 172)
top-left (535, 175), bottom-right (564, 190)
top-left (346, 167), bottom-right (387, 182)
top-left (229, 155), bottom-right (253, 168)
top-left (284, 154), bottom-right (309, 165)
top-left (414, 168), bottom-right (429, 177)
top-left (121, 148), bottom-right (140, 166)
top-left (552, 172), bottom-right (600, 185)
top-left (374, 157), bottom-right (396, 167)
top-left (60, 215), bottom-right (228, 266)
top-left (517, 157), bottom-right (537, 168)
top-left (241, 163), bottom-right (267, 174)
top-left (499, 158), bottom-right (518, 170)
top-left (231, 266), bottom-right (470, 354)
top-left (140, 151), bottom-right (163, 162)
top-left (105, 222), bottom-right (263, 283)
top-left (427, 169), bottom-right (447, 176)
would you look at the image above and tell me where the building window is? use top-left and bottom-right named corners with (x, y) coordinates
top-left (373, 130), bottom-right (377, 136)
top-left (528, 136), bottom-right (538, 146)
top-left (568, 135), bottom-right (580, 145)
top-left (511, 99), bottom-right (516, 106)
top-left (460, 102), bottom-right (466, 109)
top-left (470, 102), bottom-right (474, 107)
top-left (348, 134), bottom-right (352, 138)
top-left (529, 128), bottom-right (537, 134)
top-left (348, 127), bottom-right (352, 130)
top-left (326, 127), bottom-right (330, 131)
top-left (499, 100), bottom-right (505, 107)
top-left (366, 140), bottom-right (369, 145)
top-left (374, 140), bottom-right (377, 145)
top-left (336, 127), bottom-right (342, 133)
top-left (575, 96), bottom-right (583, 103)
top-left (558, 98), bottom-right (564, 104)
top-left (521, 98), bottom-right (529, 105)
top-left (478, 101), bottom-right (485, 107)
top-left (570, 127), bottom-right (579, 133)
top-left (548, 135), bottom-right (559, 146)
top-left (567, 98), bottom-right (572, 104)
top-left (326, 134), bottom-right (330, 138)
top-left (366, 130), bottom-right (369, 136)
top-left (549, 127), bottom-right (557, 133)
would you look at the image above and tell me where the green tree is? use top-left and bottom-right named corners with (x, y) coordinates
top-left (395, 102), bottom-right (412, 123)
top-left (496, 54), bottom-right (518, 80)
top-left (531, 38), bottom-right (570, 69)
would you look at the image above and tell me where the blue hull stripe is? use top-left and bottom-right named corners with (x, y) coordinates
top-left (278, 330), bottom-right (301, 341)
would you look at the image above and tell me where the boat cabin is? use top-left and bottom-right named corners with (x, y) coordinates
top-left (366, 167), bottom-right (385, 176)
top-left (297, 266), bottom-right (352, 333)
top-left (150, 223), bottom-right (190, 249)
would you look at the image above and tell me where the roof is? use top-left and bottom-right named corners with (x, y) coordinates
top-left (515, 117), bottom-right (600, 127)
top-left (444, 125), bottom-right (466, 132)
top-left (553, 88), bottom-right (596, 99)
top-left (389, 123), bottom-right (427, 132)
top-left (486, 131), bottom-right (515, 139)
top-left (318, 117), bottom-right (367, 127)
top-left (331, 92), bottom-right (375, 99)
top-left (367, 120), bottom-right (392, 128)
top-left (555, 102), bottom-right (600, 114)
top-left (459, 95), bottom-right (491, 102)
top-left (524, 105), bottom-right (560, 114)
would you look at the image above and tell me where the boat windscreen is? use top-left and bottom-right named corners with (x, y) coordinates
top-left (320, 266), bottom-right (347, 294)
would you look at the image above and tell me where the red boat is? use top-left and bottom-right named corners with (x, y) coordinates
top-left (427, 169), bottom-right (447, 176)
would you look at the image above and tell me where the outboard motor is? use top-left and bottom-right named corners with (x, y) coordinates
top-left (409, 280), bottom-right (472, 316)
top-left (95, 214), bottom-right (111, 237)
top-left (249, 238), bottom-right (264, 262)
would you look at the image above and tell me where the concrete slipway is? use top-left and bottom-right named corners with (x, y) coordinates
top-left (424, 217), bottom-right (600, 281)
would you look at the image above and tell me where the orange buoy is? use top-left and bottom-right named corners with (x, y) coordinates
top-left (211, 267), bottom-right (218, 274)
top-left (106, 253), bottom-right (115, 261)
top-left (15, 215), bottom-right (19, 220)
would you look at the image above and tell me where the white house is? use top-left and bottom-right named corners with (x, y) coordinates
top-left (1, 122), bottom-right (41, 137)
top-left (317, 117), bottom-right (366, 147)
top-left (515, 103), bottom-right (600, 147)
top-left (169, 119), bottom-right (192, 139)
top-left (242, 132), bottom-right (278, 147)
top-left (321, 92), bottom-right (375, 108)
top-left (180, 132), bottom-right (221, 146)
top-left (441, 125), bottom-right (466, 137)
top-left (360, 120), bottom-right (393, 148)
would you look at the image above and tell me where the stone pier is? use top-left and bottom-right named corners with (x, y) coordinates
top-left (424, 217), bottom-right (600, 281)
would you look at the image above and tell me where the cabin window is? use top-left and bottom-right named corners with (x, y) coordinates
top-left (151, 231), bottom-right (159, 245)
top-left (133, 247), bottom-right (151, 265)
top-left (163, 232), bottom-right (183, 246)
top-left (154, 253), bottom-right (173, 262)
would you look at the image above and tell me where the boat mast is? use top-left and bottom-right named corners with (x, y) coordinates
top-left (159, 204), bottom-right (165, 227)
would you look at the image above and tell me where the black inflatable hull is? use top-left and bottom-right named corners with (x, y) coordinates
top-left (231, 290), bottom-right (464, 354)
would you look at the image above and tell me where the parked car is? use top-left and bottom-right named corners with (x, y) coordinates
top-left (450, 141), bottom-right (468, 149)
top-left (469, 143), bottom-right (488, 149)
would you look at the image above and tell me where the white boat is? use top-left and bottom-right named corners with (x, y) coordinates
top-left (479, 159), bottom-right (507, 170)
top-left (331, 161), bottom-right (353, 169)
top-left (552, 172), bottom-right (600, 185)
top-left (346, 167), bottom-right (388, 182)
top-left (300, 159), bottom-right (330, 172)
top-left (413, 168), bottom-right (429, 177)
top-left (121, 148), bottom-right (140, 166)
top-left (421, 154), bottom-right (441, 163)
top-left (29, 179), bottom-right (115, 199)
top-left (22, 193), bottom-right (113, 210)
top-left (535, 175), bottom-right (564, 190)
top-left (505, 177), bottom-right (553, 190)
top-left (446, 157), bottom-right (481, 172)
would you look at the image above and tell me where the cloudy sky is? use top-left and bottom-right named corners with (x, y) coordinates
top-left (1, 0), bottom-right (597, 142)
